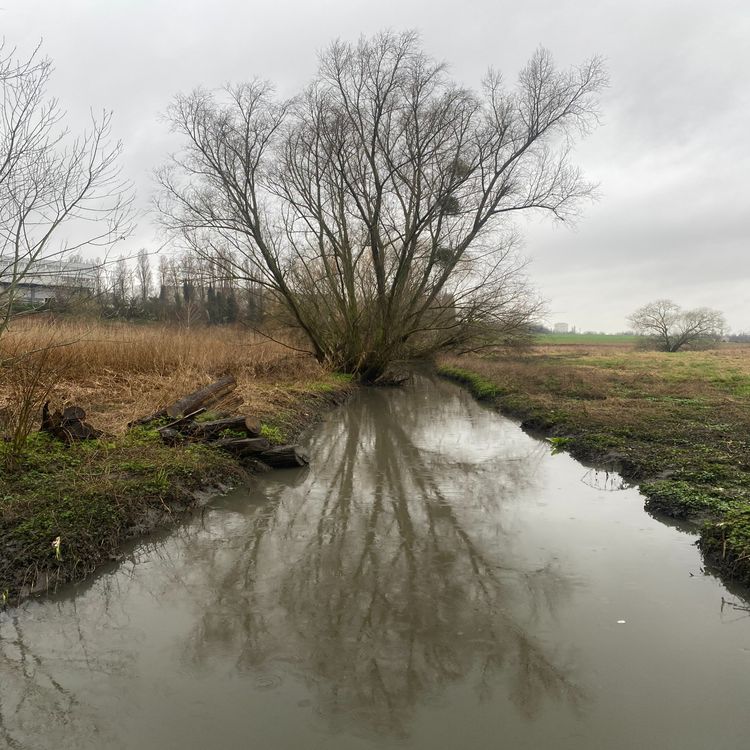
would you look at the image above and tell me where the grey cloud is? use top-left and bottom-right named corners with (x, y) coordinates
top-left (2, 0), bottom-right (747, 331)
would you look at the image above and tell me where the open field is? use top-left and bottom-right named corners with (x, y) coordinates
top-left (0, 319), bottom-right (352, 603)
top-left (534, 333), bottom-right (639, 345)
top-left (439, 342), bottom-right (750, 586)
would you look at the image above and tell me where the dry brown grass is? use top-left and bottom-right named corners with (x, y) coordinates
top-left (0, 318), bottom-right (330, 434)
top-left (441, 343), bottom-right (750, 432)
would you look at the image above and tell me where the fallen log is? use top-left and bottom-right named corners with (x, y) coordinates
top-left (209, 436), bottom-right (271, 455)
top-left (258, 445), bottom-right (310, 469)
top-left (165, 374), bottom-right (237, 418)
top-left (184, 416), bottom-right (261, 441)
top-left (128, 375), bottom-right (238, 428)
top-left (156, 408), bottom-right (207, 433)
top-left (128, 408), bottom-right (168, 428)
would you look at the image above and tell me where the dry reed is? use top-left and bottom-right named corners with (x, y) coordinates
top-left (0, 318), bottom-right (327, 434)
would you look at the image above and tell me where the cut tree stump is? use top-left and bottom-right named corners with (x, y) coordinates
top-left (41, 402), bottom-right (103, 442)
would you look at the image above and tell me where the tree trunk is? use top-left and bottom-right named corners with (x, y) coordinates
top-left (41, 401), bottom-right (103, 442)
top-left (165, 374), bottom-right (237, 418)
top-left (210, 436), bottom-right (272, 455)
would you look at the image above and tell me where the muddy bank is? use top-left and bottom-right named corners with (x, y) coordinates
top-left (0, 381), bottom-right (354, 606)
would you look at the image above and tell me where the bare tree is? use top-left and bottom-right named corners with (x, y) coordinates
top-left (628, 299), bottom-right (727, 352)
top-left (109, 255), bottom-right (131, 311)
top-left (158, 31), bottom-right (605, 380)
top-left (0, 41), bottom-right (132, 337)
top-left (135, 248), bottom-right (152, 302)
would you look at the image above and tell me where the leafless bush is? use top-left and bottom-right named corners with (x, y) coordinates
top-left (0, 337), bottom-right (72, 470)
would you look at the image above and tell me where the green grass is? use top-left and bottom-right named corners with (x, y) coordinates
top-left (0, 429), bottom-right (242, 603)
top-left (303, 372), bottom-right (354, 393)
top-left (437, 366), bottom-right (506, 400)
top-left (535, 333), bottom-right (639, 345)
top-left (260, 423), bottom-right (285, 444)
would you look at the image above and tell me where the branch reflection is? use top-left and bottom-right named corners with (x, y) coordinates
top-left (0, 377), bottom-right (587, 746)
top-left (184, 378), bottom-right (586, 735)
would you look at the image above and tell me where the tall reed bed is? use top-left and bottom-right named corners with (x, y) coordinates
top-left (0, 318), bottom-right (324, 434)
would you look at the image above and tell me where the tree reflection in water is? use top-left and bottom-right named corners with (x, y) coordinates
top-left (183, 378), bottom-right (586, 736)
top-left (0, 378), bottom-right (586, 746)
top-left (0, 594), bottom-right (135, 750)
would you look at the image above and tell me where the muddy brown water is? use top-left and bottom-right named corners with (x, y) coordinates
top-left (2, 375), bottom-right (749, 749)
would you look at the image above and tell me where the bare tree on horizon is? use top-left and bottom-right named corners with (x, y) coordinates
top-left (629, 299), bottom-right (727, 352)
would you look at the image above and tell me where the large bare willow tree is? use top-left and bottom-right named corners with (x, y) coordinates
top-left (158, 31), bottom-right (606, 380)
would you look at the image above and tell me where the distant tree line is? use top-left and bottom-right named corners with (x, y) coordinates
top-left (40, 248), bottom-right (266, 327)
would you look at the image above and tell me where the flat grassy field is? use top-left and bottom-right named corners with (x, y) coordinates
top-left (439, 342), bottom-right (750, 586)
top-left (534, 333), bottom-right (639, 345)
top-left (0, 319), bottom-right (351, 603)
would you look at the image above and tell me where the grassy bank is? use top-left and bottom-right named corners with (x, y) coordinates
top-left (438, 343), bottom-right (750, 586)
top-left (0, 319), bottom-right (354, 605)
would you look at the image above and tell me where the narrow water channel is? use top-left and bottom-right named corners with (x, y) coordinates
top-left (1, 375), bottom-right (749, 749)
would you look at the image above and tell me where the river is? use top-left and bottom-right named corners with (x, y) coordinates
top-left (1, 374), bottom-right (749, 749)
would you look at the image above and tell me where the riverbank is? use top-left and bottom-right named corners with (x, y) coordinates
top-left (0, 320), bottom-right (354, 605)
top-left (438, 344), bottom-right (750, 586)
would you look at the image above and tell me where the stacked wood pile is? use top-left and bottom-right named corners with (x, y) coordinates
top-left (133, 375), bottom-right (309, 469)
top-left (42, 375), bottom-right (309, 470)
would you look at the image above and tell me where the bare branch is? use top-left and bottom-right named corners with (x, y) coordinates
top-left (157, 32), bottom-right (605, 380)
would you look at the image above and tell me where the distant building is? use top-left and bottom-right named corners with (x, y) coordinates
top-left (553, 322), bottom-right (569, 333)
top-left (0, 257), bottom-right (97, 304)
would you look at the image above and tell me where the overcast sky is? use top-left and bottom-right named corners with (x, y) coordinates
top-left (3, 0), bottom-right (748, 332)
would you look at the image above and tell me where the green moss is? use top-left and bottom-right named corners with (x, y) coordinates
top-left (260, 423), bottom-right (285, 444)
